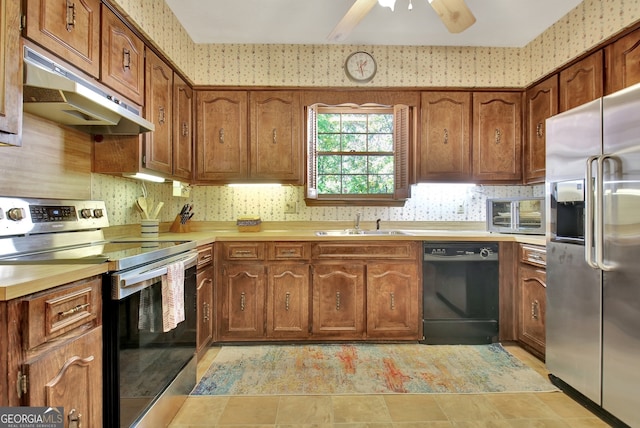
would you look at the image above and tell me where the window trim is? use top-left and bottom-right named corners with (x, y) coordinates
top-left (305, 103), bottom-right (411, 207)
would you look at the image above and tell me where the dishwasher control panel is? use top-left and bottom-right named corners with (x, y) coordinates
top-left (423, 242), bottom-right (498, 260)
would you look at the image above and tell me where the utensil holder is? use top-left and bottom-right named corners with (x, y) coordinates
top-left (140, 219), bottom-right (159, 238)
top-left (169, 215), bottom-right (191, 233)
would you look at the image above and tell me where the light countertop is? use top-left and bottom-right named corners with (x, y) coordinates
top-left (1, 221), bottom-right (545, 301)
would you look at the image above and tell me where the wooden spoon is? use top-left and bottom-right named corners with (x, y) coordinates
top-left (137, 196), bottom-right (149, 219)
top-left (151, 202), bottom-right (164, 220)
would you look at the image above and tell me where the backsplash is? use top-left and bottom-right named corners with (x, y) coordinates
top-left (92, 174), bottom-right (542, 227)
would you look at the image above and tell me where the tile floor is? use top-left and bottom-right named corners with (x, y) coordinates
top-left (168, 344), bottom-right (612, 427)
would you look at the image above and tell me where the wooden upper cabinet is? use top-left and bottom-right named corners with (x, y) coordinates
top-left (472, 92), bottom-right (522, 182)
top-left (196, 91), bottom-right (248, 181)
top-left (605, 28), bottom-right (640, 94)
top-left (100, 5), bottom-right (144, 105)
top-left (524, 75), bottom-right (558, 184)
top-left (249, 91), bottom-right (303, 183)
top-left (0, 0), bottom-right (22, 146)
top-left (418, 91), bottom-right (471, 181)
top-left (144, 49), bottom-right (173, 175)
top-left (559, 50), bottom-right (603, 112)
top-left (23, 0), bottom-right (101, 77)
top-left (173, 74), bottom-right (193, 180)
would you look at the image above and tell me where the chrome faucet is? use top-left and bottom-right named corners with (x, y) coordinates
top-left (354, 212), bottom-right (362, 231)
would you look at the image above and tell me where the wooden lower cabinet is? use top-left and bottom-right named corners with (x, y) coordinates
top-left (266, 263), bottom-right (310, 338)
top-left (218, 263), bottom-right (266, 340)
top-left (311, 263), bottom-right (366, 339)
top-left (1, 276), bottom-right (102, 425)
top-left (367, 263), bottom-right (420, 339)
top-left (215, 240), bottom-right (422, 342)
top-left (518, 244), bottom-right (547, 359)
top-left (21, 327), bottom-right (102, 427)
top-left (196, 244), bottom-right (214, 358)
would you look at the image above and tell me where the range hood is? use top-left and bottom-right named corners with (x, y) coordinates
top-left (22, 47), bottom-right (154, 136)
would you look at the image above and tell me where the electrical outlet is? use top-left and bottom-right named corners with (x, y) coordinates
top-left (284, 202), bottom-right (298, 214)
top-left (457, 204), bottom-right (465, 214)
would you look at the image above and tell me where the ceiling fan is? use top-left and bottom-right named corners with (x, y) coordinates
top-left (328, 0), bottom-right (476, 42)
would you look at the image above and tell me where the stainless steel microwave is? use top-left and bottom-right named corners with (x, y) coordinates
top-left (486, 197), bottom-right (545, 235)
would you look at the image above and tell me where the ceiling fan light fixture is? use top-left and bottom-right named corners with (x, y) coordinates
top-left (377, 0), bottom-right (396, 11)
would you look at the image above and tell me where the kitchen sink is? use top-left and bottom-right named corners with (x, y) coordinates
top-left (314, 229), bottom-right (412, 236)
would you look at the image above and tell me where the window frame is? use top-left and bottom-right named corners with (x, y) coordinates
top-left (305, 103), bottom-right (412, 207)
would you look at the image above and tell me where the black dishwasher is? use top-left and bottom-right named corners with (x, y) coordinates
top-left (421, 242), bottom-right (499, 344)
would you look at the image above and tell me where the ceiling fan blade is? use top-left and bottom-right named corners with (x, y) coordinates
top-left (428, 0), bottom-right (476, 33)
top-left (328, 0), bottom-right (378, 42)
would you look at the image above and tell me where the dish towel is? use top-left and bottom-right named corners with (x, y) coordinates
top-left (161, 260), bottom-right (185, 332)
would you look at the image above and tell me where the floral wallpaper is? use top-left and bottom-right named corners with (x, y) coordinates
top-left (92, 173), bottom-right (542, 227)
top-left (112, 0), bottom-right (640, 88)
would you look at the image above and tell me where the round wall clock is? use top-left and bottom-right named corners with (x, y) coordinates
top-left (344, 51), bottom-right (377, 83)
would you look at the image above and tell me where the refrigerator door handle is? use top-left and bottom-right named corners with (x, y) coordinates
top-left (596, 154), bottom-right (615, 271)
top-left (585, 155), bottom-right (599, 269)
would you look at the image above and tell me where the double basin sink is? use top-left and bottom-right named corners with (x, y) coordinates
top-left (315, 229), bottom-right (412, 236)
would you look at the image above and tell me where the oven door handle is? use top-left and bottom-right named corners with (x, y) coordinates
top-left (112, 251), bottom-right (198, 299)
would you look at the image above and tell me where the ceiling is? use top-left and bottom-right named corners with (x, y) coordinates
top-left (164, 0), bottom-right (583, 48)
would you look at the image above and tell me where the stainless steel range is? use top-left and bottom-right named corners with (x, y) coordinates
top-left (0, 197), bottom-right (198, 428)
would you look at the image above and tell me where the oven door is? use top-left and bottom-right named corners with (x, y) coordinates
top-left (103, 250), bottom-right (198, 428)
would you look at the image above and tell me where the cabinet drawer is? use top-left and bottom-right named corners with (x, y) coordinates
top-left (197, 245), bottom-right (214, 268)
top-left (312, 242), bottom-right (418, 260)
top-left (520, 244), bottom-right (546, 267)
top-left (21, 276), bottom-right (101, 350)
top-left (268, 242), bottom-right (310, 260)
top-left (221, 242), bottom-right (265, 260)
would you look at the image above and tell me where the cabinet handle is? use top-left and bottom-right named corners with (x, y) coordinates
top-left (272, 128), bottom-right (277, 144)
top-left (531, 299), bottom-right (539, 320)
top-left (66, 1), bottom-right (76, 31)
top-left (335, 291), bottom-right (341, 310)
top-left (182, 122), bottom-right (189, 137)
top-left (123, 49), bottom-right (131, 69)
top-left (58, 303), bottom-right (90, 319)
top-left (68, 409), bottom-right (81, 428)
top-left (203, 301), bottom-right (209, 321)
top-left (390, 292), bottom-right (395, 310)
top-left (219, 128), bottom-right (225, 144)
top-left (158, 106), bottom-right (166, 124)
top-left (536, 122), bottom-right (544, 138)
top-left (285, 292), bottom-right (290, 311)
top-left (495, 128), bottom-right (502, 144)
top-left (240, 292), bottom-right (246, 311)
top-left (443, 128), bottom-right (449, 145)
top-left (233, 250), bottom-right (253, 256)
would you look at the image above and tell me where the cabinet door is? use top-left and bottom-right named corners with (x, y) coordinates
top-left (559, 51), bottom-right (603, 112)
top-left (0, 0), bottom-right (22, 146)
top-left (266, 264), bottom-right (310, 338)
top-left (100, 5), bottom-right (144, 105)
top-left (311, 263), bottom-right (365, 338)
top-left (605, 28), bottom-right (640, 94)
top-left (196, 265), bottom-right (213, 357)
top-left (518, 264), bottom-right (546, 357)
top-left (524, 75), bottom-right (558, 184)
top-left (23, 0), bottom-right (101, 77)
top-left (21, 327), bottom-right (102, 427)
top-left (218, 264), bottom-right (265, 340)
top-left (249, 91), bottom-right (303, 183)
top-left (173, 74), bottom-right (193, 180)
top-left (144, 49), bottom-right (173, 175)
top-left (196, 91), bottom-right (248, 181)
top-left (366, 263), bottom-right (420, 339)
top-left (472, 92), bottom-right (522, 182)
top-left (418, 91), bottom-right (471, 181)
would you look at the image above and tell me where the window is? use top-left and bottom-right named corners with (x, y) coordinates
top-left (306, 103), bottom-right (411, 206)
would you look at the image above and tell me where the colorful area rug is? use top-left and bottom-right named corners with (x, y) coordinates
top-left (191, 343), bottom-right (557, 395)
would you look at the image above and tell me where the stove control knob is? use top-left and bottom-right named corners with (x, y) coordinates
top-left (80, 209), bottom-right (93, 219)
top-left (93, 208), bottom-right (104, 218)
top-left (480, 248), bottom-right (493, 258)
top-left (7, 208), bottom-right (25, 221)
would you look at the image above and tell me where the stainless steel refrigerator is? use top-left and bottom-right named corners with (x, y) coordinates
top-left (546, 83), bottom-right (640, 428)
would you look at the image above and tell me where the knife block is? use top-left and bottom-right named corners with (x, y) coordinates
top-left (169, 215), bottom-right (191, 233)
